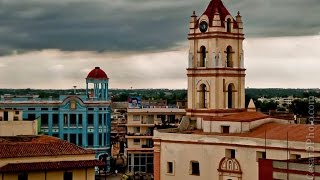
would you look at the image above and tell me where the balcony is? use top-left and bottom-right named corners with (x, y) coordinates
top-left (125, 131), bottom-right (153, 139)
top-left (126, 143), bottom-right (154, 152)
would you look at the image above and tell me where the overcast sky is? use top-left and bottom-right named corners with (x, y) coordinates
top-left (0, 0), bottom-right (319, 89)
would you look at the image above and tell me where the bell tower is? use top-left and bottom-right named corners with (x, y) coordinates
top-left (187, 0), bottom-right (246, 118)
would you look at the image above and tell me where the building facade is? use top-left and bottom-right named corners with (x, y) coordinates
top-left (0, 109), bottom-right (38, 136)
top-left (0, 135), bottom-right (104, 180)
top-left (187, 0), bottom-right (245, 118)
top-left (0, 67), bottom-right (111, 163)
top-left (126, 108), bottom-right (185, 174)
top-left (153, 1), bottom-right (320, 180)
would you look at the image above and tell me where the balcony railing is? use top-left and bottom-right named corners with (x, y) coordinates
top-left (141, 144), bottom-right (153, 148)
top-left (127, 131), bottom-right (153, 136)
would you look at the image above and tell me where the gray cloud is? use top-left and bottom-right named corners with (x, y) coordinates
top-left (0, 0), bottom-right (319, 55)
top-left (0, 35), bottom-right (319, 89)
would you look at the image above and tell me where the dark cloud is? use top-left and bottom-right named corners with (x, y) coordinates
top-left (0, 0), bottom-right (319, 55)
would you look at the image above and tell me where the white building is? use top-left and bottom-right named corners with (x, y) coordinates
top-left (152, 0), bottom-right (320, 180)
top-left (0, 108), bottom-right (38, 136)
top-left (125, 107), bottom-right (185, 175)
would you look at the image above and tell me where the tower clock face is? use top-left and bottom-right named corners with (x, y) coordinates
top-left (199, 21), bottom-right (208, 33)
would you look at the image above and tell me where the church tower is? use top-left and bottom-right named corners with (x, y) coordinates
top-left (187, 0), bottom-right (245, 118)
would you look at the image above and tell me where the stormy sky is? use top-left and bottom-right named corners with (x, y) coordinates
top-left (0, 0), bottom-right (319, 89)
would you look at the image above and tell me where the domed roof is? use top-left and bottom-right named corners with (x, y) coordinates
top-left (86, 67), bottom-right (108, 79)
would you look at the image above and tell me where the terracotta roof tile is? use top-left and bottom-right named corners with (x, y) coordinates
top-left (0, 160), bottom-right (105, 172)
top-left (240, 123), bottom-right (320, 143)
top-left (190, 123), bottom-right (320, 143)
top-left (206, 112), bottom-right (269, 122)
top-left (0, 135), bottom-right (95, 158)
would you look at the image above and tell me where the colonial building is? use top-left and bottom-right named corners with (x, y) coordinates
top-left (126, 107), bottom-right (185, 175)
top-left (0, 135), bottom-right (104, 180)
top-left (0, 67), bottom-right (111, 165)
top-left (153, 0), bottom-right (320, 180)
top-left (0, 109), bottom-right (38, 136)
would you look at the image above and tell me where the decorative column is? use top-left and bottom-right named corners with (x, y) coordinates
top-left (86, 83), bottom-right (88, 99)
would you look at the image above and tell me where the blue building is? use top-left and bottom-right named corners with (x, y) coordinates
top-left (0, 67), bottom-right (111, 169)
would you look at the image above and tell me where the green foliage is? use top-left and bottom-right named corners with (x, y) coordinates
top-left (255, 100), bottom-right (278, 112)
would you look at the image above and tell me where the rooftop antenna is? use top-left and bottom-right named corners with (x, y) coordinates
top-left (73, 86), bottom-right (77, 95)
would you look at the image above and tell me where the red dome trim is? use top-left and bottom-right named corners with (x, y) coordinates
top-left (197, 0), bottom-right (239, 29)
top-left (86, 67), bottom-right (108, 79)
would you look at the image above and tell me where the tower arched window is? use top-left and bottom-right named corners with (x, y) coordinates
top-left (199, 84), bottom-right (207, 108)
top-left (200, 46), bottom-right (206, 67)
top-left (226, 46), bottom-right (233, 67)
top-left (226, 18), bottom-right (232, 33)
top-left (227, 84), bottom-right (235, 108)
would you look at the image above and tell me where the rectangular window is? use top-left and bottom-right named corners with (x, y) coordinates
top-left (133, 115), bottom-right (140, 121)
top-left (41, 114), bottom-right (49, 126)
top-left (28, 108), bottom-right (35, 111)
top-left (15, 111), bottom-right (19, 115)
top-left (226, 149), bottom-right (236, 158)
top-left (88, 114), bottom-right (94, 125)
top-left (41, 108), bottom-right (48, 111)
top-left (64, 134), bottom-right (68, 141)
top-left (78, 134), bottom-right (83, 146)
top-left (88, 108), bottom-right (94, 111)
top-left (99, 114), bottom-right (103, 125)
top-left (4, 111), bottom-right (8, 121)
top-left (18, 172), bottom-right (28, 180)
top-left (133, 127), bottom-right (140, 133)
top-left (88, 134), bottom-right (94, 146)
top-left (256, 151), bottom-right (266, 161)
top-left (167, 162), bottom-right (174, 174)
top-left (70, 134), bottom-right (76, 144)
top-left (133, 139), bottom-right (140, 145)
top-left (221, 126), bottom-right (230, 134)
top-left (70, 114), bottom-right (76, 125)
top-left (190, 161), bottom-right (200, 175)
top-left (27, 113), bottom-right (36, 120)
top-left (14, 116), bottom-right (19, 121)
top-left (52, 108), bottom-right (59, 111)
top-left (168, 115), bottom-right (175, 123)
top-left (64, 114), bottom-right (68, 126)
top-left (63, 171), bottom-right (72, 180)
top-left (78, 120), bottom-right (83, 127)
top-left (52, 114), bottom-right (59, 126)
top-left (99, 133), bottom-right (103, 146)
top-left (78, 114), bottom-right (83, 126)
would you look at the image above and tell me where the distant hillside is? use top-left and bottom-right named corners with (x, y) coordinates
top-left (1, 88), bottom-right (320, 105)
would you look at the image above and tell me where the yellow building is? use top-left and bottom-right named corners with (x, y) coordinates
top-left (125, 108), bottom-right (185, 174)
top-left (0, 109), bottom-right (38, 136)
top-left (0, 135), bottom-right (104, 180)
top-left (153, 0), bottom-right (320, 180)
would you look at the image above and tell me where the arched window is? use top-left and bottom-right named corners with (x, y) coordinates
top-left (226, 46), bottom-right (233, 67)
top-left (227, 84), bottom-right (235, 108)
top-left (199, 84), bottom-right (207, 108)
top-left (200, 46), bottom-right (206, 67)
top-left (226, 18), bottom-right (232, 33)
